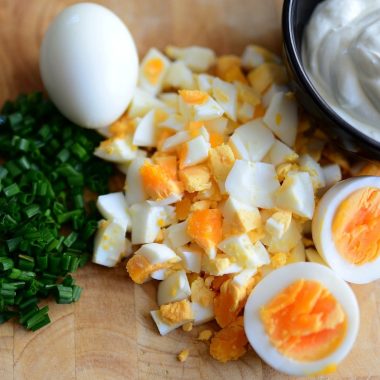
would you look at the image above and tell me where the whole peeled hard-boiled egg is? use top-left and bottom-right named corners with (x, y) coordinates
top-left (312, 176), bottom-right (380, 284)
top-left (244, 262), bottom-right (359, 376)
top-left (40, 3), bottom-right (138, 128)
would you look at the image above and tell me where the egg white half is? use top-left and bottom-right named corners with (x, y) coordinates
top-left (244, 262), bottom-right (359, 376)
top-left (312, 176), bottom-right (380, 284)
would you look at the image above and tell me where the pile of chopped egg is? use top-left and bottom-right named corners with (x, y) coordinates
top-left (90, 44), bottom-right (365, 363)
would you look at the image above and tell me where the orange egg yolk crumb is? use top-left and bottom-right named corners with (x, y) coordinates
top-left (209, 316), bottom-right (248, 363)
top-left (140, 162), bottom-right (182, 201)
top-left (179, 90), bottom-right (209, 105)
top-left (332, 187), bottom-right (380, 265)
top-left (187, 209), bottom-right (223, 253)
top-left (260, 279), bottom-right (346, 362)
top-left (143, 58), bottom-right (164, 85)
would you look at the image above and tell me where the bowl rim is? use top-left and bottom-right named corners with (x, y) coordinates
top-left (282, 0), bottom-right (380, 150)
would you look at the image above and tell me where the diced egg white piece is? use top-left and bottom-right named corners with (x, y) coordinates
top-left (145, 202), bottom-right (176, 225)
top-left (165, 45), bottom-right (216, 72)
top-left (165, 221), bottom-right (191, 248)
top-left (237, 102), bottom-right (255, 123)
top-left (225, 160), bottom-right (280, 209)
top-left (128, 88), bottom-right (167, 118)
top-left (229, 119), bottom-right (275, 162)
top-left (223, 197), bottom-right (261, 233)
top-left (150, 310), bottom-right (190, 335)
top-left (275, 171), bottom-right (315, 219)
top-left (179, 90), bottom-right (224, 121)
top-left (212, 78), bottom-right (237, 121)
top-left (262, 83), bottom-right (289, 107)
top-left (151, 268), bottom-right (168, 281)
top-left (158, 113), bottom-right (185, 132)
top-left (133, 109), bottom-right (157, 147)
top-left (96, 192), bottom-right (131, 231)
top-left (158, 93), bottom-right (179, 110)
top-left (136, 243), bottom-right (180, 265)
top-left (322, 164), bottom-right (342, 188)
top-left (161, 130), bottom-right (193, 152)
top-left (288, 241), bottom-right (306, 263)
top-left (125, 156), bottom-right (149, 206)
top-left (176, 245), bottom-right (202, 273)
top-left (235, 82), bottom-right (261, 107)
top-left (201, 254), bottom-right (243, 275)
top-left (298, 154), bottom-right (326, 189)
top-left (265, 211), bottom-right (292, 239)
top-left (204, 117), bottom-right (229, 135)
top-left (163, 60), bottom-right (195, 89)
top-left (191, 302), bottom-right (214, 325)
top-left (262, 219), bottom-right (302, 253)
top-left (94, 136), bottom-right (137, 163)
top-left (139, 48), bottom-right (171, 95)
top-left (196, 74), bottom-right (215, 93)
top-left (157, 270), bottom-right (191, 306)
top-left (130, 202), bottom-right (165, 244)
top-left (241, 44), bottom-right (281, 70)
top-left (232, 268), bottom-right (258, 287)
top-left (180, 135), bottom-right (210, 168)
top-left (218, 234), bottom-right (270, 269)
top-left (269, 139), bottom-right (298, 166)
top-left (263, 92), bottom-right (298, 147)
top-left (93, 220), bottom-right (127, 267)
top-left (118, 153), bottom-right (147, 175)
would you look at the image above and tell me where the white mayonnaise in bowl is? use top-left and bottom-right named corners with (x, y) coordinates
top-left (282, 0), bottom-right (380, 159)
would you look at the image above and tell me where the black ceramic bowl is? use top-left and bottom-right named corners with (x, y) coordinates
top-left (282, 0), bottom-right (380, 160)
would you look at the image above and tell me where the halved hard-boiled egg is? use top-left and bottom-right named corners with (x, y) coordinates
top-left (244, 262), bottom-right (359, 376)
top-left (312, 176), bottom-right (380, 284)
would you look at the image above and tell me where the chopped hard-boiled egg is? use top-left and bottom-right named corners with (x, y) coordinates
top-left (165, 45), bottom-right (216, 72)
top-left (92, 44), bottom-right (362, 366)
top-left (176, 244), bottom-right (202, 273)
top-left (222, 197), bottom-right (261, 235)
top-left (275, 171), bottom-right (315, 219)
top-left (313, 177), bottom-right (380, 283)
top-left (241, 45), bottom-right (281, 70)
top-left (96, 192), bottom-right (131, 231)
top-left (133, 109), bottom-right (157, 147)
top-left (130, 202), bottom-right (170, 244)
top-left (157, 270), bottom-right (191, 305)
top-left (212, 78), bottom-right (237, 121)
top-left (229, 120), bottom-right (275, 162)
top-left (244, 263), bottom-right (359, 376)
top-left (218, 235), bottom-right (270, 269)
top-left (139, 48), bottom-right (171, 95)
top-left (263, 91), bottom-right (298, 147)
top-left (179, 90), bottom-right (224, 121)
top-left (125, 156), bottom-right (149, 205)
top-left (163, 60), bottom-right (195, 90)
top-left (93, 219), bottom-right (128, 267)
top-left (225, 160), bottom-right (280, 208)
top-left (94, 135), bottom-right (137, 162)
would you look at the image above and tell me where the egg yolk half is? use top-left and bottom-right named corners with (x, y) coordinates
top-left (260, 279), bottom-right (346, 362)
top-left (332, 187), bottom-right (380, 265)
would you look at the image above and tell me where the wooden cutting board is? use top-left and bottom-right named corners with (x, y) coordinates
top-left (0, 1), bottom-right (379, 379)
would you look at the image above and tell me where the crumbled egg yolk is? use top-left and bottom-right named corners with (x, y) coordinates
top-left (332, 187), bottom-right (380, 265)
top-left (209, 316), bottom-right (248, 363)
top-left (177, 348), bottom-right (190, 362)
top-left (160, 299), bottom-right (193, 324)
top-left (260, 279), bottom-right (346, 361)
top-left (187, 209), bottom-right (223, 254)
top-left (198, 329), bottom-right (213, 341)
top-left (140, 162), bottom-right (183, 201)
top-left (190, 277), bottom-right (215, 306)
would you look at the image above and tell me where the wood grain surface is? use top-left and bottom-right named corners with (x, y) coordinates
top-left (0, 1), bottom-right (379, 379)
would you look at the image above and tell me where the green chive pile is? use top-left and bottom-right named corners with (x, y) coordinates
top-left (0, 93), bottom-right (113, 331)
